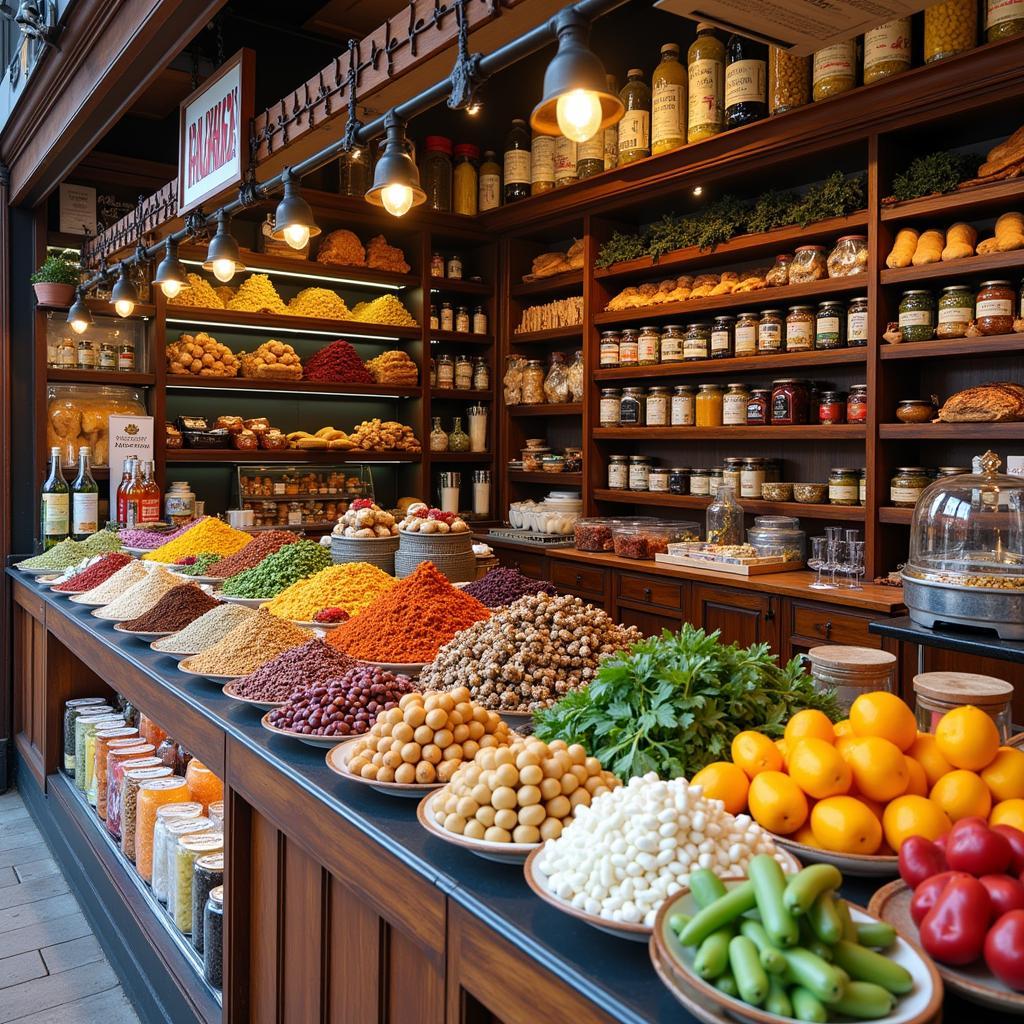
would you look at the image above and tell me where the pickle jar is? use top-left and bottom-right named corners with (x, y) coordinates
top-left (710, 315), bottom-right (735, 358)
top-left (975, 280), bottom-right (1015, 335)
top-left (847, 384), bottom-right (868, 423)
top-left (815, 300), bottom-right (846, 349)
top-left (646, 386), bottom-right (671, 426)
top-left (638, 325), bottom-right (661, 365)
top-left (812, 41), bottom-right (857, 101)
top-left (925, 0), bottom-right (978, 61)
top-left (619, 329), bottom-right (640, 366)
top-left (734, 311), bottom-right (759, 356)
top-left (740, 458), bottom-right (766, 498)
top-left (600, 388), bottom-right (622, 426)
top-left (785, 306), bottom-right (814, 351)
top-left (620, 387), bottom-right (645, 426)
top-left (629, 455), bottom-right (651, 491)
top-left (846, 297), bottom-right (869, 347)
top-left (936, 284), bottom-right (974, 338)
top-left (890, 466), bottom-right (931, 507)
top-left (661, 324), bottom-right (685, 362)
top-left (684, 322), bottom-right (712, 361)
top-left (829, 468), bottom-right (860, 506)
top-left (987, 0), bottom-right (1024, 39)
top-left (768, 47), bottom-right (809, 114)
top-left (863, 19), bottom-right (912, 83)
top-left (758, 309), bottom-right (784, 352)
top-left (607, 454), bottom-right (629, 489)
top-left (600, 331), bottom-right (621, 368)
top-left (671, 384), bottom-right (696, 425)
top-left (899, 290), bottom-right (935, 342)
top-left (723, 383), bottom-right (750, 425)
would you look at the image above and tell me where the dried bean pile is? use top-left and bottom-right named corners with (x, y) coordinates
top-left (53, 552), bottom-right (132, 591)
top-left (462, 568), bottom-right (557, 608)
top-left (119, 584), bottom-right (220, 633)
top-left (267, 666), bottom-right (416, 737)
top-left (231, 639), bottom-right (357, 704)
top-left (203, 530), bottom-right (298, 579)
top-left (303, 339), bottom-right (374, 383)
top-left (151, 604), bottom-right (256, 655)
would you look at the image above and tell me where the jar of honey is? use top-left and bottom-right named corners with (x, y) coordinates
top-left (695, 384), bottom-right (724, 426)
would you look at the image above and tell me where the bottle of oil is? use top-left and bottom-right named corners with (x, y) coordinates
top-left (617, 69), bottom-right (651, 164)
top-left (652, 43), bottom-right (686, 154)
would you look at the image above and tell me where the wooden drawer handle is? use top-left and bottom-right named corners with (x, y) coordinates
top-left (819, 619), bottom-right (832, 639)
top-left (575, 573), bottom-right (583, 585)
top-left (643, 587), bottom-right (652, 599)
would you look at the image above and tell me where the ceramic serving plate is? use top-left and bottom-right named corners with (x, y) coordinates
top-left (69, 591), bottom-right (114, 606)
top-left (169, 571), bottom-right (223, 584)
top-left (653, 878), bottom-right (944, 1024)
top-left (416, 788), bottom-right (539, 864)
top-left (90, 606), bottom-right (131, 621)
top-left (176, 658), bottom-right (241, 681)
top-left (112, 623), bottom-right (174, 640)
top-left (870, 878), bottom-right (1024, 1015)
top-left (325, 737), bottom-right (445, 798)
top-left (122, 546), bottom-right (157, 556)
top-left (213, 593), bottom-right (268, 609)
top-left (771, 833), bottom-right (899, 878)
top-left (259, 711), bottom-right (340, 747)
top-left (355, 659), bottom-right (426, 676)
top-left (15, 563), bottom-right (65, 575)
top-left (148, 641), bottom-right (193, 660)
top-left (221, 681), bottom-right (284, 711)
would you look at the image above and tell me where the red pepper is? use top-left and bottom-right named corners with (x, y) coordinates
top-left (985, 909), bottom-right (1024, 990)
top-left (910, 871), bottom-right (971, 925)
top-left (919, 876), bottom-right (993, 965)
top-left (992, 825), bottom-right (1024, 874)
top-left (947, 821), bottom-right (1012, 877)
top-left (899, 835), bottom-right (948, 888)
top-left (351, 498), bottom-right (374, 511)
top-left (979, 874), bottom-right (1024, 918)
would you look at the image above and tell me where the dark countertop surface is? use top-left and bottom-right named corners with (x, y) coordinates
top-left (870, 614), bottom-right (1024, 665)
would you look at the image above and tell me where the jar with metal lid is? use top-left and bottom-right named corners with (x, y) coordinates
top-left (455, 306), bottom-right (470, 333)
top-left (829, 467), bottom-right (859, 505)
top-left (891, 466), bottom-right (930, 507)
top-left (809, 647), bottom-right (898, 712)
top-left (447, 255), bottom-right (463, 279)
top-left (896, 398), bottom-right (936, 423)
top-left (203, 885), bottom-right (224, 988)
top-left (937, 465), bottom-right (970, 477)
top-left (758, 309), bottom-right (783, 352)
top-left (473, 306), bottom-right (488, 334)
top-left (812, 41), bottom-right (857, 102)
top-left (661, 325), bottom-right (685, 362)
top-left (638, 326), bottom-right (661, 365)
top-left (734, 311), bottom-right (759, 356)
top-left (815, 300), bottom-right (846, 349)
top-left (695, 383), bottom-right (723, 426)
top-left (684, 322), bottom-right (712, 361)
top-left (436, 354), bottom-right (455, 389)
top-left (646, 386), bottom-right (670, 426)
top-left (430, 253), bottom-right (445, 277)
top-left (671, 385), bottom-right (696, 425)
top-left (975, 280), bottom-right (1015, 335)
top-left (936, 284), bottom-right (974, 338)
top-left (472, 357), bottom-right (489, 390)
top-left (789, 245), bottom-right (828, 283)
top-left (628, 455), bottom-right (651, 491)
top-left (722, 457), bottom-right (743, 493)
top-left (771, 378), bottom-right (809, 425)
top-left (440, 301), bottom-right (454, 331)
top-left (522, 360), bottom-right (545, 404)
top-left (819, 390), bottom-right (846, 424)
top-left (172, 832), bottom-right (224, 933)
top-left (846, 297), bottom-right (869, 346)
top-left (669, 467), bottom-right (690, 494)
top-left (914, 671), bottom-right (1014, 739)
top-left (608, 454), bottom-right (629, 489)
top-left (768, 47), bottom-right (809, 114)
top-left (898, 289), bottom-right (935, 342)
top-left (690, 467), bottom-right (711, 496)
top-left (785, 306), bottom-right (814, 351)
top-left (858, 468), bottom-right (867, 506)
top-left (454, 355), bottom-right (473, 389)
top-left (99, 342), bottom-right (117, 370)
top-left (649, 467), bottom-right (671, 492)
top-left (747, 514), bottom-right (806, 562)
top-left (77, 336), bottom-right (98, 369)
top-left (600, 331), bottom-right (621, 367)
top-left (740, 458), bottom-right (765, 498)
top-left (620, 387), bottom-right (645, 426)
top-left (619, 330), bottom-right (639, 366)
top-left (746, 387), bottom-right (770, 425)
top-left (723, 383), bottom-right (750, 425)
top-left (599, 388), bottom-right (621, 426)
top-left (711, 316), bottom-right (735, 358)
top-left (847, 383), bottom-right (868, 423)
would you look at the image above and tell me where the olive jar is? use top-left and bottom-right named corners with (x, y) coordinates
top-left (898, 290), bottom-right (935, 342)
top-left (936, 284), bottom-right (973, 339)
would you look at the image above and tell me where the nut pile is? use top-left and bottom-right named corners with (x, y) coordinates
top-left (332, 499), bottom-right (398, 538)
top-left (433, 737), bottom-right (620, 844)
top-left (347, 419), bottom-right (421, 452)
top-left (239, 340), bottom-right (302, 380)
top-left (345, 688), bottom-right (511, 785)
top-left (166, 333), bottom-right (240, 377)
top-left (420, 593), bottom-right (643, 712)
top-left (267, 666), bottom-right (416, 737)
top-left (398, 505), bottom-right (469, 534)
top-left (231, 639), bottom-right (357, 704)
top-left (462, 567), bottom-right (557, 608)
top-left (168, 274), bottom-right (224, 309)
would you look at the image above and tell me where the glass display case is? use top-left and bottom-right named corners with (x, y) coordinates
top-left (46, 311), bottom-right (149, 373)
top-left (902, 451), bottom-right (1024, 639)
top-left (236, 465), bottom-right (374, 530)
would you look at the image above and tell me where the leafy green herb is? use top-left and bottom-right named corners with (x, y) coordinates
top-left (744, 190), bottom-right (798, 234)
top-left (594, 229), bottom-right (648, 268)
top-left (890, 151), bottom-right (981, 202)
top-left (533, 625), bottom-right (840, 781)
top-left (786, 172), bottom-right (866, 227)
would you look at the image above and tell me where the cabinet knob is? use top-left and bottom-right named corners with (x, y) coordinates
top-left (575, 573), bottom-right (583, 585)
top-left (643, 587), bottom-right (652, 599)
top-left (822, 620), bottom-right (832, 639)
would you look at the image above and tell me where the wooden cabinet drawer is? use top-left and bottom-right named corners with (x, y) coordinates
top-left (550, 560), bottom-right (606, 598)
top-left (496, 549), bottom-right (548, 580)
top-left (617, 573), bottom-right (684, 610)
top-left (616, 604), bottom-right (682, 638)
top-left (790, 602), bottom-right (878, 648)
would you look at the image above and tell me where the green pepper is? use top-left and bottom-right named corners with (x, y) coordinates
top-left (855, 922), bottom-right (896, 949)
top-left (765, 975), bottom-right (792, 1018)
top-left (714, 969), bottom-right (739, 998)
top-left (781, 947), bottom-right (847, 1003)
top-left (749, 855), bottom-right (799, 948)
top-left (729, 935), bottom-right (769, 1005)
top-left (831, 940), bottom-right (913, 995)
top-left (790, 985), bottom-right (828, 1023)
top-left (689, 868), bottom-right (728, 909)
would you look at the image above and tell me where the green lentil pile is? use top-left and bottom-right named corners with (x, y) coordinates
top-left (18, 530), bottom-right (123, 570)
top-left (219, 540), bottom-right (330, 599)
top-left (173, 553), bottom-right (224, 577)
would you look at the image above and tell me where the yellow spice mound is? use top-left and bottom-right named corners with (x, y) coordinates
top-left (286, 287), bottom-right (351, 320)
top-left (227, 274), bottom-right (287, 314)
top-left (352, 293), bottom-right (417, 327)
top-left (143, 518), bottom-right (252, 562)
top-left (168, 274), bottom-right (224, 309)
top-left (184, 609), bottom-right (311, 676)
top-left (264, 562), bottom-right (395, 621)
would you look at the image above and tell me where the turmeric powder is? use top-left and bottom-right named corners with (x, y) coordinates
top-left (264, 563), bottom-right (395, 621)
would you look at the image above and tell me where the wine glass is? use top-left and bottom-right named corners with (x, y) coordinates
top-left (808, 537), bottom-right (833, 590)
top-left (846, 540), bottom-right (865, 590)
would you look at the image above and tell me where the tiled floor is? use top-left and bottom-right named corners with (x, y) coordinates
top-left (0, 787), bottom-right (141, 1024)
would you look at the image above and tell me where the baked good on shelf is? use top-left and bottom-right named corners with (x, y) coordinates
top-left (316, 229), bottom-right (366, 267)
top-left (939, 382), bottom-right (1024, 422)
top-left (366, 234), bottom-right (410, 273)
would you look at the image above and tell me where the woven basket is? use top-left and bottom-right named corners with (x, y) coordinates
top-left (330, 534), bottom-right (399, 573)
top-left (395, 530), bottom-right (475, 582)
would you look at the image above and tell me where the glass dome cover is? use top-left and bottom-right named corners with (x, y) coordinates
top-left (905, 451), bottom-right (1024, 589)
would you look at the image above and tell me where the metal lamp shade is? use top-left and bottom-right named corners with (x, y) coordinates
top-left (67, 293), bottom-right (93, 332)
top-left (153, 241), bottom-right (190, 293)
top-left (365, 146), bottom-right (427, 212)
top-left (202, 217), bottom-right (245, 277)
top-left (270, 179), bottom-right (321, 243)
top-left (110, 270), bottom-right (139, 313)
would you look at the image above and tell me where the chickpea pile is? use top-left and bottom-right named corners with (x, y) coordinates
top-left (240, 339), bottom-right (302, 380)
top-left (167, 332), bottom-right (239, 377)
top-left (434, 737), bottom-right (620, 844)
top-left (167, 273), bottom-right (225, 309)
top-left (227, 274), bottom-right (288, 314)
top-left (346, 688), bottom-right (511, 785)
top-left (351, 293), bottom-right (418, 327)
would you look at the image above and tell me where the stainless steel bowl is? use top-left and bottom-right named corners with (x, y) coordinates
top-left (902, 572), bottom-right (1024, 640)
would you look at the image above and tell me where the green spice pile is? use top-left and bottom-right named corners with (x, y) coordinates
top-left (173, 553), bottom-right (223, 577)
top-left (204, 529), bottom-right (298, 578)
top-left (17, 529), bottom-right (123, 570)
top-left (152, 604), bottom-right (256, 655)
top-left (184, 609), bottom-right (311, 676)
top-left (220, 540), bottom-right (330, 599)
top-left (889, 150), bottom-right (982, 203)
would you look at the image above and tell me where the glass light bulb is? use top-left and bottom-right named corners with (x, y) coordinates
top-left (283, 223), bottom-right (310, 249)
top-left (160, 279), bottom-right (183, 299)
top-left (556, 89), bottom-right (603, 143)
top-left (70, 317), bottom-right (89, 334)
top-left (113, 298), bottom-right (134, 318)
top-left (380, 183), bottom-right (414, 217)
top-left (212, 258), bottom-right (236, 283)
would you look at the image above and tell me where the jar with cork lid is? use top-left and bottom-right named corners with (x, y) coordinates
top-left (913, 671), bottom-right (1014, 741)
top-left (807, 646), bottom-right (897, 713)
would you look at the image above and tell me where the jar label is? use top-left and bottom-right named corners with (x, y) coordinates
top-left (600, 397), bottom-right (620, 424)
top-left (690, 476), bottom-right (710, 496)
top-left (648, 473), bottom-right (670, 492)
top-left (503, 149), bottom-right (530, 185)
top-left (689, 59), bottom-right (723, 127)
top-left (816, 316), bottom-right (840, 336)
top-left (725, 59), bottom-right (765, 107)
top-left (603, 127), bottom-right (618, 169)
top-left (620, 400), bottom-right (642, 425)
top-left (661, 337), bottom-right (684, 361)
top-left (684, 337), bottom-right (708, 359)
top-left (813, 44), bottom-right (856, 82)
top-left (629, 466), bottom-right (650, 489)
top-left (619, 339), bottom-right (639, 364)
top-left (473, 314), bottom-right (488, 334)
top-left (618, 110), bottom-right (650, 154)
top-left (848, 310), bottom-right (868, 341)
top-left (578, 134), bottom-right (604, 163)
top-left (988, 0), bottom-right (1024, 27)
top-left (671, 395), bottom-right (695, 425)
top-left (479, 173), bottom-right (501, 211)
top-left (735, 323), bottom-right (757, 354)
top-left (891, 485), bottom-right (923, 503)
top-left (759, 323), bottom-right (782, 349)
top-left (829, 484), bottom-right (858, 500)
top-left (554, 137), bottom-right (578, 182)
top-left (938, 305), bottom-right (972, 323)
top-left (786, 323), bottom-right (813, 350)
top-left (740, 473), bottom-right (765, 498)
top-left (646, 397), bottom-right (668, 425)
top-left (711, 329), bottom-right (731, 354)
top-left (723, 394), bottom-right (747, 424)
top-left (608, 465), bottom-right (628, 489)
top-left (864, 20), bottom-right (912, 69)
top-left (652, 82), bottom-right (685, 146)
top-left (600, 343), bottom-right (619, 366)
top-left (899, 310), bottom-right (932, 327)
top-left (638, 336), bottom-right (660, 362)
top-left (530, 137), bottom-right (554, 184)
top-left (977, 298), bottom-right (1012, 317)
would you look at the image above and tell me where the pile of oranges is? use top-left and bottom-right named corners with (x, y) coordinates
top-left (691, 691), bottom-right (1024, 856)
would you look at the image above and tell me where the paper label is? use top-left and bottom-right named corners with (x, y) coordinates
top-left (578, 134), bottom-right (604, 163)
top-left (977, 298), bottom-right (1012, 317)
top-left (530, 137), bottom-right (554, 184)
top-left (864, 20), bottom-right (911, 69)
top-left (848, 310), bottom-right (868, 340)
top-left (479, 173), bottom-right (501, 211)
top-left (661, 337), bottom-right (684, 361)
top-left (725, 59), bottom-right (765, 107)
top-left (786, 323), bottom-right (813, 349)
top-left (652, 82), bottom-right (685, 146)
top-left (684, 337), bottom-right (709, 359)
top-left (891, 485), bottom-right (923, 503)
top-left (829, 484), bottom-right (858, 501)
top-left (689, 59), bottom-right (723, 126)
top-left (72, 493), bottom-right (98, 535)
top-left (638, 337), bottom-right (659, 362)
top-left (618, 110), bottom-right (650, 155)
top-left (503, 149), bottom-right (530, 185)
top-left (987, 0), bottom-right (1024, 27)
top-left (816, 317), bottom-right (840, 335)
top-left (734, 323), bottom-right (757, 354)
top-left (723, 394), bottom-right (747, 424)
top-left (671, 395), bottom-right (695, 425)
top-left (42, 493), bottom-right (69, 534)
top-left (603, 128), bottom-right (618, 169)
top-left (938, 306), bottom-right (972, 323)
top-left (554, 137), bottom-right (578, 182)
top-left (608, 464), bottom-right (628, 488)
top-left (813, 43), bottom-right (856, 82)
top-left (899, 310), bottom-right (932, 327)
top-left (711, 330), bottom-right (731, 354)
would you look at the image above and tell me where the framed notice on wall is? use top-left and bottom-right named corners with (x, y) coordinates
top-left (107, 415), bottom-right (155, 514)
top-left (177, 48), bottom-right (255, 216)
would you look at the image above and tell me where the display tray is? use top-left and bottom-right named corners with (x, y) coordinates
top-left (771, 833), bottom-right (899, 877)
top-left (221, 680), bottom-right (285, 710)
top-left (213, 593), bottom-right (268, 609)
top-left (69, 591), bottom-right (116, 606)
top-left (259, 711), bottom-right (342, 747)
top-left (486, 527), bottom-right (576, 548)
top-left (416, 788), bottom-right (539, 864)
top-left (169, 571), bottom-right (223, 584)
top-left (870, 879), bottom-right (1024, 1016)
top-left (354, 659), bottom-right (427, 677)
top-left (288, 618), bottom-right (342, 631)
top-left (14, 563), bottom-right (67, 575)
top-left (655, 553), bottom-right (804, 576)
top-left (149, 641), bottom-right (194, 660)
top-left (112, 623), bottom-right (175, 640)
top-left (176, 659), bottom-right (242, 681)
top-left (325, 736), bottom-right (446, 798)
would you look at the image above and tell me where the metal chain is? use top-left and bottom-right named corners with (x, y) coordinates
top-left (447, 0), bottom-right (486, 110)
top-left (342, 39), bottom-right (363, 152)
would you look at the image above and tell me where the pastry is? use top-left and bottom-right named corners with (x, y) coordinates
top-left (939, 382), bottom-right (1024, 422)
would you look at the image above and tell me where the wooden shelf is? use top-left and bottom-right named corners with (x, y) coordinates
top-left (594, 424), bottom-right (866, 441)
top-left (593, 347), bottom-right (867, 381)
top-left (879, 507), bottom-right (914, 524)
top-left (166, 449), bottom-right (421, 464)
top-left (509, 471), bottom-right (583, 485)
top-left (431, 388), bottom-right (492, 400)
top-left (880, 334), bottom-right (1024, 360)
top-left (593, 277), bottom-right (866, 326)
top-left (429, 277), bottom-right (490, 295)
top-left (509, 326), bottom-right (584, 345)
top-left (164, 306), bottom-right (421, 339)
top-left (879, 422), bottom-right (1024, 439)
top-left (593, 489), bottom-right (866, 520)
top-left (510, 270), bottom-right (584, 297)
top-left (880, 178), bottom-right (1024, 222)
top-left (508, 403), bottom-right (582, 417)
top-left (880, 249), bottom-right (1024, 285)
top-left (427, 452), bottom-right (493, 462)
top-left (47, 369), bottom-right (155, 385)
top-left (164, 376), bottom-right (420, 398)
top-left (430, 330), bottom-right (491, 344)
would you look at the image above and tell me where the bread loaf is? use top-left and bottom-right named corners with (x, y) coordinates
top-left (939, 382), bottom-right (1024, 422)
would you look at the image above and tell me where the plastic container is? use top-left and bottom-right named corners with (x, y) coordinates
top-left (914, 671), bottom-right (1014, 739)
top-left (204, 886), bottom-right (224, 987)
top-left (62, 699), bottom-right (109, 775)
top-left (136, 776), bottom-right (191, 881)
top-left (807, 647), bottom-right (898, 713)
top-left (574, 516), bottom-right (654, 552)
top-left (747, 515), bottom-right (806, 562)
top-left (153, 812), bottom-right (210, 904)
top-left (191, 853), bottom-right (224, 953)
top-left (611, 520), bottom-right (700, 560)
top-left (46, 383), bottom-right (146, 469)
top-left (185, 759), bottom-right (223, 813)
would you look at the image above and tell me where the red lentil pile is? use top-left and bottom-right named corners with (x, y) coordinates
top-left (119, 583), bottom-right (220, 633)
top-left (53, 552), bottom-right (133, 592)
top-left (303, 339), bottom-right (373, 384)
top-left (205, 530), bottom-right (299, 578)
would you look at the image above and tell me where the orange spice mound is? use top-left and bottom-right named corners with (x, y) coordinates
top-left (327, 561), bottom-right (490, 663)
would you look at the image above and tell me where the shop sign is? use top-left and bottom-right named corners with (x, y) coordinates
top-left (655, 0), bottom-right (932, 55)
top-left (59, 184), bottom-right (97, 236)
top-left (107, 415), bottom-right (154, 512)
top-left (177, 49), bottom-right (255, 215)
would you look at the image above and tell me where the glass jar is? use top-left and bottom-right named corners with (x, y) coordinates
top-left (455, 355), bottom-right (473, 389)
top-left (99, 342), bottom-right (117, 370)
top-left (136, 777), bottom-right (191, 882)
top-left (530, 132), bottom-right (555, 194)
top-left (77, 336), bottom-right (98, 370)
top-left (987, 0), bottom-right (1024, 38)
top-left (669, 467), bottom-right (691, 494)
top-left (690, 468), bottom-right (711, 496)
top-left (191, 852), bottom-right (224, 953)
top-left (430, 417), bottom-right (449, 452)
top-left (864, 19), bottom-right (912, 83)
top-left (600, 331), bottom-right (621, 367)
top-left (56, 335), bottom-right (76, 368)
top-left (707, 484), bottom-right (744, 545)
top-left (455, 306), bottom-right (470, 333)
top-left (422, 136), bottom-right (453, 211)
top-left (896, 399), bottom-right (936, 423)
top-left (734, 312), bottom-right (759, 356)
top-left (447, 255), bottom-right (463, 280)
top-left (771, 378), bottom-right (810, 425)
top-left (925, 0), bottom-right (978, 62)
top-left (859, 468), bottom-right (868, 506)
top-left (815, 300), bottom-right (846, 349)
top-left (453, 144), bottom-right (479, 216)
top-left (758, 309), bottom-right (783, 352)
top-left (473, 306), bottom-right (487, 334)
top-left (975, 279), bottom-right (1015, 335)
top-left (431, 253), bottom-right (445, 278)
top-left (723, 383), bottom-right (750, 425)
top-left (660, 325), bottom-right (684, 362)
top-left (440, 301), bottom-right (454, 332)
top-left (629, 455), bottom-right (651, 491)
top-left (767, 254), bottom-right (792, 287)
top-left (600, 388), bottom-right (622, 426)
top-left (646, 386), bottom-right (670, 426)
top-left (711, 316), bottom-right (735, 358)
top-left (62, 699), bottom-right (109, 775)
top-left (429, 306), bottom-right (439, 331)
top-left (618, 69), bottom-right (652, 164)
top-left (619, 329), bottom-right (639, 366)
top-left (564, 447), bottom-right (583, 473)
top-left (479, 150), bottom-right (501, 212)
top-left (472, 357), bottom-right (489, 390)
top-left (828, 467), bottom-right (859, 505)
top-left (827, 236), bottom-right (868, 278)
top-left (638, 325), bottom-right (661, 365)
top-left (846, 297), bottom-right (869, 346)
top-left (75, 714), bottom-right (123, 790)
top-left (155, 814), bottom-right (210, 904)
top-left (204, 885), bottom-right (224, 988)
top-left (785, 306), bottom-right (814, 351)
top-left (790, 245), bottom-right (828, 283)
top-left (649, 466), bottom-right (671, 493)
top-left (577, 126), bottom-right (605, 180)
top-left (914, 672), bottom-right (1014, 739)
top-left (746, 387), bottom-right (771, 425)
top-left (899, 289), bottom-right (935, 341)
top-left (621, 387), bottom-right (645, 426)
top-left (812, 41), bottom-right (857, 102)
top-left (521, 360), bottom-right (545, 404)
top-left (722, 457), bottom-right (743, 494)
top-left (448, 418), bottom-right (470, 452)
top-left (768, 47), bottom-right (809, 114)
top-left (172, 833), bottom-right (224, 934)
top-left (684, 322), bottom-right (712, 361)
top-left (436, 354), bottom-right (455, 389)
top-left (503, 120), bottom-right (531, 203)
top-left (890, 466), bottom-right (930, 507)
top-left (936, 284), bottom-right (974, 338)
top-left (607, 455), bottom-right (629, 489)
top-left (671, 385), bottom-right (696, 425)
top-left (819, 391), bottom-right (846, 424)
top-left (725, 34), bottom-right (767, 128)
top-left (740, 458), bottom-right (766, 499)
top-left (688, 23), bottom-right (725, 142)
top-left (847, 384), bottom-right (868, 423)
top-left (695, 383), bottom-right (724, 426)
top-left (808, 648), bottom-right (898, 713)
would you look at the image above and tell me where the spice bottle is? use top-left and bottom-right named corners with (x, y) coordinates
top-left (453, 144), bottom-right (479, 216)
top-left (554, 135), bottom-right (578, 188)
top-left (863, 19), bottom-right (912, 83)
top-left (734, 312), bottom-right (759, 356)
top-left (652, 43), bottom-right (686, 154)
top-left (503, 119), bottom-right (531, 203)
top-left (768, 47), bottom-right (809, 114)
top-left (479, 150), bottom-right (502, 211)
top-left (812, 41), bottom-right (857, 101)
top-left (530, 131), bottom-right (555, 194)
top-left (618, 69), bottom-right (651, 164)
top-left (725, 35), bottom-right (767, 128)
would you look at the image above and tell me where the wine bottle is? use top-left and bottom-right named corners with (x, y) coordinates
top-left (70, 446), bottom-right (98, 540)
top-left (116, 456), bottom-right (134, 525)
top-left (40, 446), bottom-right (69, 550)
top-left (140, 460), bottom-right (161, 523)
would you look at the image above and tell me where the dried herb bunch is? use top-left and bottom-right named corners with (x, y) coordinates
top-left (889, 150), bottom-right (982, 203)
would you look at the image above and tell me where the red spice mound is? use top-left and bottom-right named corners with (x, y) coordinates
top-left (53, 552), bottom-right (132, 592)
top-left (119, 583), bottom-right (220, 633)
top-left (206, 530), bottom-right (299, 578)
top-left (327, 561), bottom-right (490, 663)
top-left (303, 339), bottom-right (373, 384)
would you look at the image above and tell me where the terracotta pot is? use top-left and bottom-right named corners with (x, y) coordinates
top-left (33, 282), bottom-right (76, 307)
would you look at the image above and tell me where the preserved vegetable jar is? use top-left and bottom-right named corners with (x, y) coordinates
top-left (786, 306), bottom-right (814, 351)
top-left (975, 279), bottom-right (1015, 335)
top-left (619, 330), bottom-right (639, 366)
top-left (600, 331), bottom-right (620, 367)
top-left (684, 322), bottom-right (711, 360)
top-left (819, 390), bottom-right (846, 424)
top-left (723, 457), bottom-right (743, 492)
top-left (690, 468), bottom-right (711, 496)
top-left (771, 378), bottom-right (810, 424)
top-left (577, 121), bottom-right (605, 180)
top-left (725, 35), bottom-right (767, 128)
top-left (863, 19), bottom-right (912, 83)
top-left (629, 455), bottom-right (651, 490)
top-left (503, 120), bottom-right (531, 203)
top-left (899, 289), bottom-right (935, 341)
top-left (695, 383), bottom-right (723, 426)
top-left (986, 0), bottom-right (1024, 39)
top-left (827, 235), bottom-right (868, 278)
top-left (618, 69), bottom-right (651, 164)
top-left (740, 458), bottom-right (765, 498)
top-left (479, 150), bottom-right (501, 211)
top-left (734, 311), bottom-right (759, 356)
top-left (913, 672), bottom-right (1014, 739)
top-left (723, 383), bottom-right (750, 424)
top-left (829, 468), bottom-right (859, 505)
top-left (553, 136), bottom-right (578, 188)
top-left (621, 387), bottom-right (645, 425)
top-left (746, 387), bottom-right (770, 425)
top-left (661, 325), bottom-right (685, 362)
top-left (671, 385), bottom-right (696, 425)
top-left (758, 309), bottom-right (784, 352)
top-left (649, 467), bottom-right (670, 492)
top-left (646, 386), bottom-right (670, 425)
top-left (652, 43), bottom-right (686, 154)
top-left (812, 42), bottom-right (857, 101)
top-left (891, 466), bottom-right (931, 507)
top-left (847, 297), bottom-right (869, 346)
top-left (453, 144), bottom-right (478, 215)
top-left (925, 0), bottom-right (977, 62)
top-left (815, 300), bottom-right (846, 349)
top-left (790, 245), bottom-right (828, 283)
top-left (608, 454), bottom-right (629, 488)
top-left (688, 23), bottom-right (725, 141)
top-left (530, 133), bottom-right (555, 194)
top-left (768, 47), bottom-right (809, 114)
top-left (711, 316), bottom-right (734, 358)
top-left (847, 384), bottom-right (868, 423)
top-left (670, 467), bottom-right (690, 494)
top-left (638, 325), bottom-right (661, 364)
top-left (422, 136), bottom-right (453, 211)
top-left (937, 284), bottom-right (974, 338)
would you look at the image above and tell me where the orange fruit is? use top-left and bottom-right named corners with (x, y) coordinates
top-left (981, 747), bottom-right (1024, 803)
top-left (731, 731), bottom-right (783, 779)
top-left (811, 796), bottom-right (883, 855)
top-left (834, 719), bottom-right (854, 738)
top-left (785, 709), bottom-right (836, 746)
top-left (850, 691), bottom-right (918, 751)
top-left (882, 795), bottom-right (952, 850)
top-left (787, 738), bottom-right (852, 800)
top-left (908, 733), bottom-right (954, 788)
top-left (935, 706), bottom-right (1000, 772)
top-left (691, 762), bottom-right (750, 815)
top-left (856, 795), bottom-right (886, 824)
top-left (844, 737), bottom-right (910, 802)
top-left (990, 799), bottom-right (1024, 831)
top-left (904, 756), bottom-right (930, 797)
top-left (930, 769), bottom-right (993, 822)
top-left (776, 739), bottom-right (791, 767)
top-left (792, 822), bottom-right (818, 846)
top-left (835, 734), bottom-right (858, 761)
top-left (748, 771), bottom-right (809, 835)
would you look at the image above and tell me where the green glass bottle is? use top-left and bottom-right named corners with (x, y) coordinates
top-left (41, 446), bottom-right (69, 550)
top-left (71, 446), bottom-right (99, 540)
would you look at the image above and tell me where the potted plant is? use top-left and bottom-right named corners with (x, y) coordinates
top-left (30, 250), bottom-right (80, 307)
